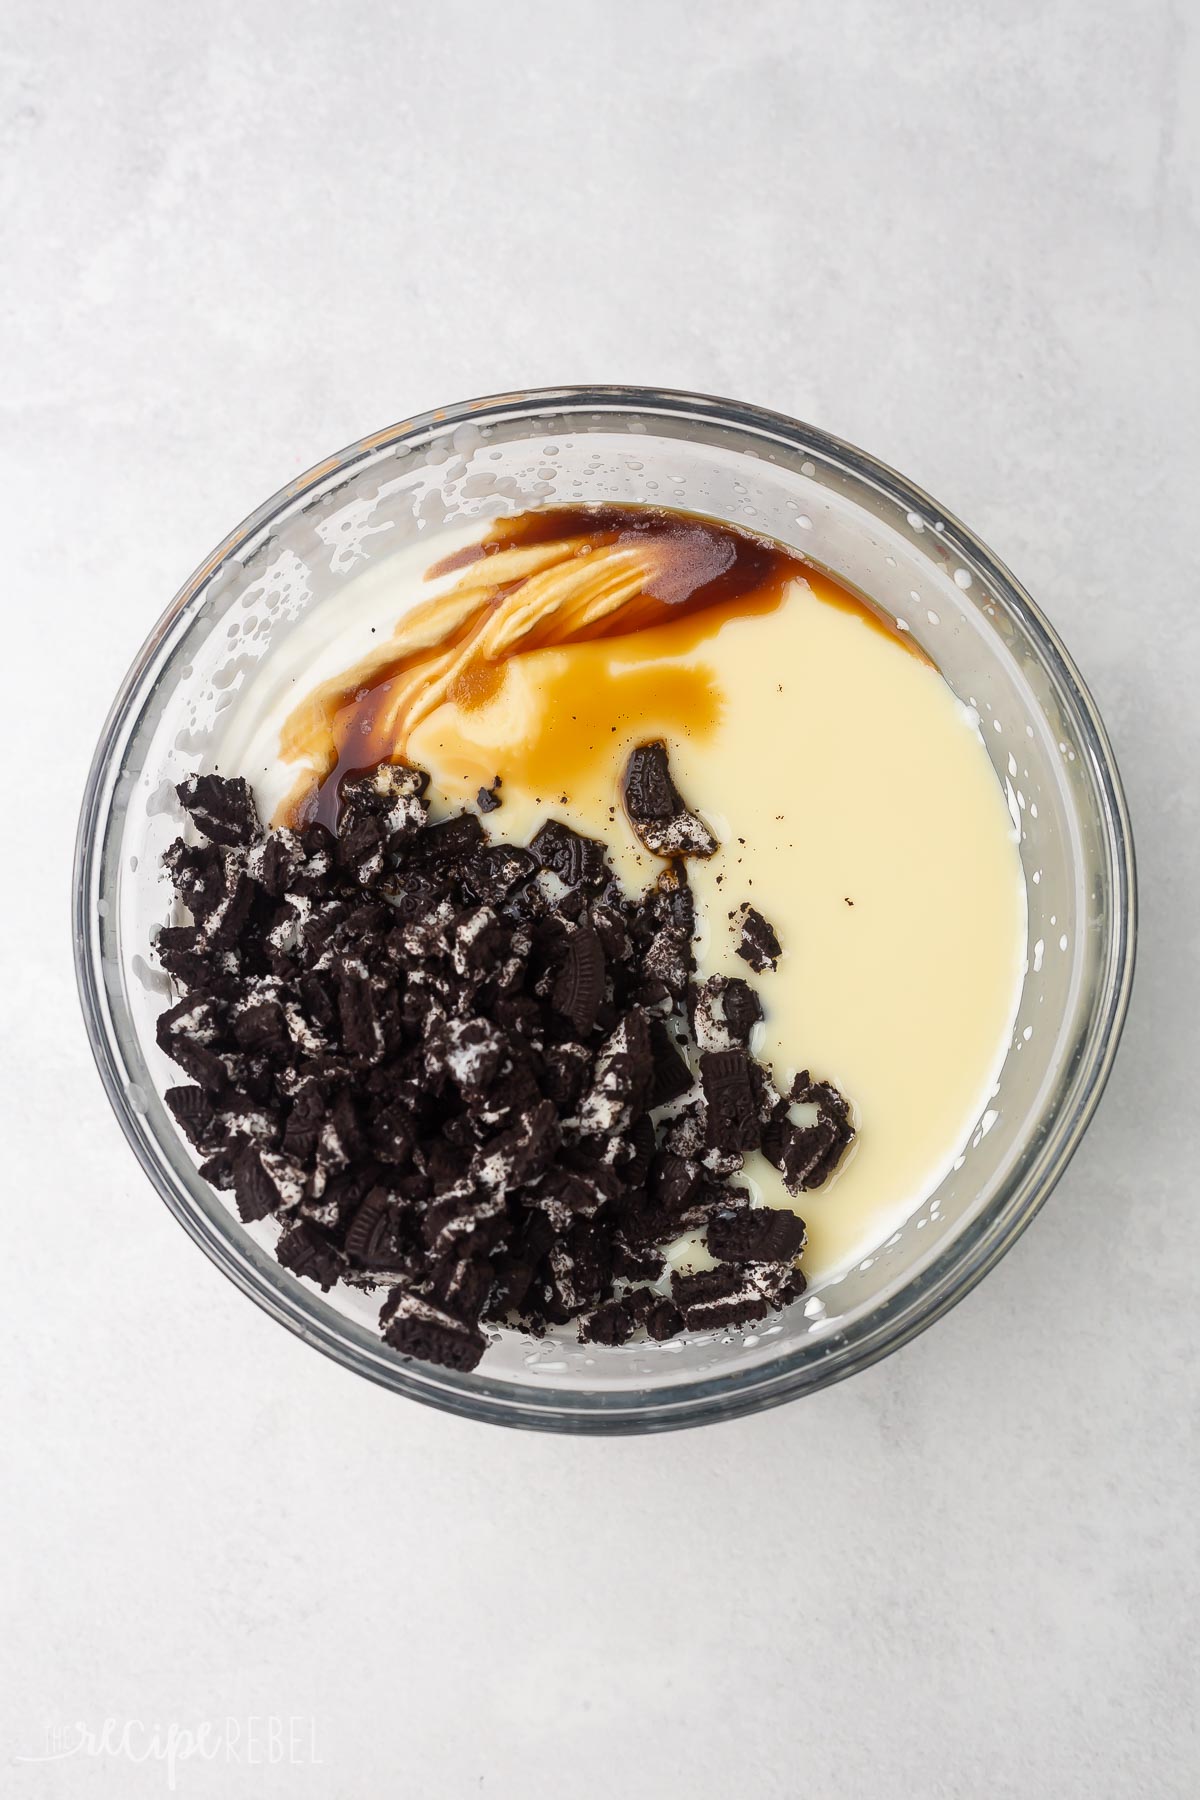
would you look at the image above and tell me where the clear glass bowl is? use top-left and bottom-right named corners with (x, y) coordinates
top-left (74, 387), bottom-right (1136, 1432)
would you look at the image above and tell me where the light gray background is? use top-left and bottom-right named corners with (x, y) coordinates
top-left (3, 2), bottom-right (1197, 1795)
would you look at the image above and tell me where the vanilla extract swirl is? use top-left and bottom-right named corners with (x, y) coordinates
top-left (277, 505), bottom-right (811, 832)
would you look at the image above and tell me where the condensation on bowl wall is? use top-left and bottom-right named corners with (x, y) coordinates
top-left (73, 388), bottom-right (1136, 1432)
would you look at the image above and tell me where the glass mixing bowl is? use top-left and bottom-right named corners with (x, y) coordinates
top-left (74, 387), bottom-right (1136, 1432)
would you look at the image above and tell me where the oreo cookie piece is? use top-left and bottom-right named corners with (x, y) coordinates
top-left (611, 1234), bottom-right (665, 1282)
top-left (707, 1206), bottom-right (807, 1265)
top-left (281, 1084), bottom-right (326, 1162)
top-left (760, 1070), bottom-right (854, 1194)
top-left (155, 995), bottom-right (228, 1095)
top-left (176, 773), bottom-right (262, 847)
top-left (670, 1264), bottom-right (772, 1332)
top-left (639, 1293), bottom-right (684, 1341)
top-left (762, 1117), bottom-right (844, 1193)
top-left (427, 1016), bottom-right (506, 1098)
top-left (650, 1150), bottom-right (702, 1216)
top-left (648, 1021), bottom-right (694, 1108)
top-left (335, 814), bottom-right (385, 886)
top-left (464, 842), bottom-right (538, 904)
top-left (344, 1187), bottom-right (408, 1269)
top-left (161, 840), bottom-right (225, 927)
top-left (232, 1145), bottom-right (283, 1223)
top-left (642, 924), bottom-right (691, 998)
top-left (432, 1255), bottom-right (495, 1324)
top-left (577, 1010), bottom-right (654, 1133)
top-left (367, 1098), bottom-right (415, 1166)
top-left (621, 1113), bottom-right (656, 1188)
top-left (530, 819), bottom-right (610, 889)
top-left (247, 829), bottom-right (303, 899)
top-left (422, 1188), bottom-right (508, 1261)
top-left (164, 1084), bottom-right (225, 1155)
top-left (410, 812), bottom-right (485, 870)
top-left (552, 927), bottom-right (606, 1036)
top-left (473, 1099), bottom-right (561, 1190)
top-left (579, 1297), bottom-right (637, 1347)
top-left (275, 1221), bottom-right (343, 1290)
top-left (381, 1288), bottom-right (488, 1372)
top-left (198, 1150), bottom-right (236, 1191)
top-left (689, 976), bottom-right (764, 1053)
top-left (623, 741), bottom-right (718, 859)
top-left (485, 1251), bottom-right (539, 1319)
top-left (646, 862), bottom-right (696, 938)
top-left (339, 761), bottom-right (429, 847)
top-left (541, 1241), bottom-right (604, 1325)
top-left (736, 905), bottom-right (782, 973)
top-left (700, 1049), bottom-right (761, 1153)
top-left (791, 1070), bottom-right (852, 1129)
top-left (721, 978), bottom-right (762, 1043)
top-left (232, 999), bottom-right (289, 1056)
top-left (541, 1042), bottom-right (594, 1110)
top-left (337, 960), bottom-right (385, 1062)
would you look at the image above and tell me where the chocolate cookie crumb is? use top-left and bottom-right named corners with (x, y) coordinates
top-left (721, 979), bottom-right (763, 1042)
top-left (759, 1069), bottom-right (856, 1195)
top-left (700, 1049), bottom-right (761, 1153)
top-left (648, 1021), bottom-right (694, 1108)
top-left (530, 818), bottom-right (610, 889)
top-left (381, 1289), bottom-right (487, 1372)
top-left (623, 741), bottom-right (719, 859)
top-left (579, 1297), bottom-right (636, 1346)
top-left (552, 927), bottom-right (606, 1037)
top-left (670, 1265), bottom-right (772, 1332)
top-left (735, 904), bottom-right (782, 972)
top-left (708, 1206), bottom-right (807, 1265)
top-left (177, 774), bottom-right (261, 847)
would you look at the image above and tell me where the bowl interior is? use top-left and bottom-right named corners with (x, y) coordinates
top-left (77, 391), bottom-right (1133, 1428)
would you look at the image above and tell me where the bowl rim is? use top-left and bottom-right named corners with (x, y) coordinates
top-left (73, 384), bottom-right (1138, 1433)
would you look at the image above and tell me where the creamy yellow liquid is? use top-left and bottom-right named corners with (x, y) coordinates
top-left (224, 522), bottom-right (1026, 1286)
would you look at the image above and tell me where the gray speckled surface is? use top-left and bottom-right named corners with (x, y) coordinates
top-left (2, 3), bottom-right (1197, 1795)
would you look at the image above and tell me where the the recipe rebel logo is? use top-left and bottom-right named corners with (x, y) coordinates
top-left (15, 1715), bottom-right (323, 1789)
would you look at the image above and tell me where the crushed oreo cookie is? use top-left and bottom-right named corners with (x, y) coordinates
top-left (760, 1071), bottom-right (855, 1196)
top-left (154, 760), bottom-right (853, 1371)
top-left (735, 904), bottom-right (783, 973)
top-left (623, 741), bottom-right (719, 860)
